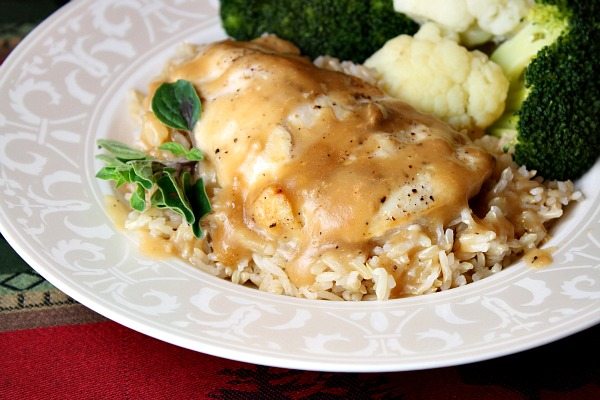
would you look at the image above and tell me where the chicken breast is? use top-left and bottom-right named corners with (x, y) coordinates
top-left (166, 37), bottom-right (495, 286)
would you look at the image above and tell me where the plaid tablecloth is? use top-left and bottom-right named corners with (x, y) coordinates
top-left (1, 3), bottom-right (599, 399)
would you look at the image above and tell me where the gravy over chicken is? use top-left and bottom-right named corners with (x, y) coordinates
top-left (162, 37), bottom-right (495, 287)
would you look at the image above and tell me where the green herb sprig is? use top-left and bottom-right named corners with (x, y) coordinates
top-left (96, 79), bottom-right (211, 238)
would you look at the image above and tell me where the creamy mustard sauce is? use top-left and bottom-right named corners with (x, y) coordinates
top-left (105, 196), bottom-right (175, 258)
top-left (104, 195), bottom-right (130, 230)
top-left (523, 248), bottom-right (553, 268)
top-left (161, 38), bottom-right (495, 287)
top-left (138, 231), bottom-right (175, 259)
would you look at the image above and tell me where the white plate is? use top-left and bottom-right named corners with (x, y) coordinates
top-left (0, 0), bottom-right (599, 372)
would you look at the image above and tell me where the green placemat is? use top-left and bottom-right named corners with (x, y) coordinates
top-left (0, 233), bottom-right (105, 331)
top-left (0, 233), bottom-right (55, 293)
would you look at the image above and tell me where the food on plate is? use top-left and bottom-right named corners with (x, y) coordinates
top-left (392, 0), bottom-right (533, 46)
top-left (97, 36), bottom-right (580, 301)
top-left (489, 0), bottom-right (600, 180)
top-left (219, 0), bottom-right (418, 62)
top-left (219, 0), bottom-right (599, 181)
top-left (365, 22), bottom-right (509, 133)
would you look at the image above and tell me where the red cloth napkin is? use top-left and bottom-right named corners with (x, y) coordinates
top-left (1, 321), bottom-right (599, 399)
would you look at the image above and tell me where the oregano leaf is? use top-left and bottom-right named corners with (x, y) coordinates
top-left (159, 141), bottom-right (204, 161)
top-left (182, 172), bottom-right (211, 237)
top-left (130, 160), bottom-right (154, 190)
top-left (185, 148), bottom-right (204, 161)
top-left (155, 171), bottom-right (195, 224)
top-left (97, 139), bottom-right (148, 161)
top-left (159, 141), bottom-right (187, 157)
top-left (130, 184), bottom-right (146, 211)
top-left (95, 154), bottom-right (127, 168)
top-left (151, 80), bottom-right (201, 131)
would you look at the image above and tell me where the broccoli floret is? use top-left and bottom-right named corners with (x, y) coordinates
top-left (489, 0), bottom-right (600, 180)
top-left (219, 0), bottom-right (418, 63)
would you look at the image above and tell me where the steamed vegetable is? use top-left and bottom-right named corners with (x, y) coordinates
top-left (489, 0), bottom-right (600, 180)
top-left (219, 0), bottom-right (419, 62)
top-left (366, 22), bottom-right (509, 133)
top-left (392, 0), bottom-right (533, 46)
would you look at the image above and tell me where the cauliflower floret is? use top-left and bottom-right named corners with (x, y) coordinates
top-left (393, 0), bottom-right (533, 46)
top-left (365, 23), bottom-right (509, 133)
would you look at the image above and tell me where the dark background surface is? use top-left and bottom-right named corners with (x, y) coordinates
top-left (0, 0), bottom-right (69, 25)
